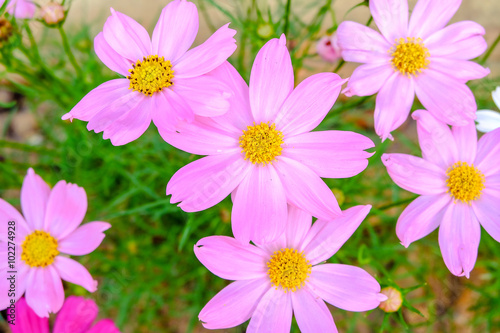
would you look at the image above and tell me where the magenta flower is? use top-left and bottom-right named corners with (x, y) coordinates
top-left (162, 35), bottom-right (374, 244)
top-left (1, 0), bottom-right (36, 19)
top-left (0, 169), bottom-right (110, 317)
top-left (316, 33), bottom-right (342, 63)
top-left (9, 296), bottom-right (120, 333)
top-left (382, 110), bottom-right (500, 277)
top-left (62, 0), bottom-right (236, 146)
top-left (195, 205), bottom-right (386, 332)
top-left (337, 0), bottom-right (489, 140)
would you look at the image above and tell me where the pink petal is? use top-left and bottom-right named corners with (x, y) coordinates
top-left (336, 21), bottom-right (392, 63)
top-left (475, 128), bottom-right (500, 176)
top-left (343, 63), bottom-right (394, 97)
top-left (452, 121), bottom-right (477, 164)
top-left (54, 256), bottom-right (97, 292)
top-left (53, 296), bottom-right (98, 333)
top-left (408, 0), bottom-right (461, 39)
top-left (274, 157), bottom-right (341, 220)
top-left (381, 153), bottom-right (447, 195)
top-left (194, 236), bottom-right (267, 280)
top-left (285, 205), bottom-right (312, 250)
top-left (283, 130), bottom-right (374, 178)
top-left (370, 0), bottom-right (408, 41)
top-left (58, 222), bottom-right (111, 256)
top-left (152, 89), bottom-right (194, 133)
top-left (396, 194), bottom-right (451, 247)
top-left (87, 319), bottom-right (121, 333)
top-left (62, 79), bottom-right (130, 122)
top-left (291, 287), bottom-right (337, 333)
top-left (247, 288), bottom-right (292, 333)
top-left (473, 189), bottom-right (500, 243)
top-left (374, 73), bottom-right (414, 141)
top-left (309, 264), bottom-right (384, 312)
top-left (0, 264), bottom-right (28, 310)
top-left (430, 58), bottom-right (490, 82)
top-left (9, 297), bottom-right (49, 333)
top-left (0, 199), bottom-right (30, 244)
top-left (275, 73), bottom-right (346, 136)
top-left (412, 110), bottom-right (458, 169)
top-left (21, 168), bottom-right (50, 231)
top-left (25, 267), bottom-right (65, 317)
top-left (8, 0), bottom-right (36, 19)
top-left (43, 181), bottom-right (87, 239)
top-left (439, 203), bottom-right (480, 278)
top-left (94, 33), bottom-right (131, 77)
top-left (152, 0), bottom-right (198, 62)
top-left (174, 24), bottom-right (237, 78)
top-left (301, 205), bottom-right (371, 265)
top-left (167, 154), bottom-right (251, 212)
top-left (425, 21), bottom-right (487, 60)
top-left (199, 278), bottom-right (270, 330)
top-left (232, 165), bottom-right (288, 244)
top-left (102, 8), bottom-right (151, 62)
top-left (414, 69), bottom-right (477, 126)
top-left (249, 35), bottom-right (294, 123)
top-left (173, 75), bottom-right (231, 117)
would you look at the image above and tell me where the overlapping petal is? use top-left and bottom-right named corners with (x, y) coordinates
top-left (475, 128), bottom-right (500, 176)
top-left (370, 0), bottom-right (408, 41)
top-left (21, 168), bottom-right (50, 231)
top-left (54, 256), bottom-right (98, 293)
top-left (452, 121), bottom-right (477, 164)
top-left (473, 188), bottom-right (500, 243)
top-left (9, 297), bottom-right (49, 333)
top-left (94, 33), bottom-right (131, 77)
top-left (343, 63), bottom-right (393, 97)
top-left (58, 222), bottom-right (111, 256)
top-left (247, 287), bottom-right (292, 333)
top-left (53, 296), bottom-right (98, 333)
top-left (0, 199), bottom-right (30, 244)
top-left (291, 287), bottom-right (337, 333)
top-left (409, 0), bottom-right (461, 39)
top-left (25, 267), bottom-right (64, 318)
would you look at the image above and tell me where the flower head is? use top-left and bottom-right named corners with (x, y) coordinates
top-left (0, 169), bottom-right (111, 317)
top-left (163, 35), bottom-right (374, 244)
top-left (40, 2), bottom-right (65, 26)
top-left (9, 296), bottom-right (120, 332)
top-left (195, 205), bottom-right (386, 332)
top-left (1, 0), bottom-right (36, 19)
top-left (316, 33), bottom-right (342, 63)
top-left (62, 0), bottom-right (237, 146)
top-left (476, 86), bottom-right (500, 133)
top-left (337, 0), bottom-right (490, 140)
top-left (382, 110), bottom-right (500, 277)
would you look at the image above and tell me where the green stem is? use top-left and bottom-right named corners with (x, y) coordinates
top-left (283, 0), bottom-right (292, 37)
top-left (58, 25), bottom-right (83, 78)
top-left (377, 196), bottom-right (418, 210)
top-left (480, 32), bottom-right (500, 65)
top-left (333, 59), bottom-right (345, 73)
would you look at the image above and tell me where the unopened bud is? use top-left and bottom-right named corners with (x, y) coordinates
top-left (41, 2), bottom-right (65, 25)
top-left (316, 33), bottom-right (342, 63)
top-left (0, 18), bottom-right (13, 46)
top-left (379, 286), bottom-right (403, 313)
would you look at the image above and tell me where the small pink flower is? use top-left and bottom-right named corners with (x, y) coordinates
top-left (9, 296), bottom-right (120, 333)
top-left (1, 0), bottom-right (36, 19)
top-left (195, 205), bottom-right (386, 332)
top-left (40, 2), bottom-right (65, 25)
top-left (337, 0), bottom-right (489, 141)
top-left (382, 110), bottom-right (500, 277)
top-left (0, 169), bottom-right (111, 317)
top-left (316, 33), bottom-right (342, 63)
top-left (62, 0), bottom-right (237, 146)
top-left (163, 35), bottom-right (374, 244)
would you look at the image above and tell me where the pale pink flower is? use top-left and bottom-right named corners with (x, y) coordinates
top-left (0, 169), bottom-right (110, 317)
top-left (382, 110), bottom-right (500, 277)
top-left (163, 35), bottom-right (374, 244)
top-left (316, 33), bottom-right (342, 63)
top-left (195, 205), bottom-right (386, 332)
top-left (40, 2), bottom-right (65, 25)
top-left (476, 86), bottom-right (500, 133)
top-left (337, 0), bottom-right (490, 141)
top-left (62, 0), bottom-right (236, 146)
top-left (9, 296), bottom-right (120, 333)
top-left (1, 0), bottom-right (36, 19)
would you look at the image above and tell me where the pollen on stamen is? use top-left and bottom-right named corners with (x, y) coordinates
top-left (389, 37), bottom-right (430, 77)
top-left (128, 55), bottom-right (174, 97)
top-left (446, 161), bottom-right (485, 204)
top-left (239, 122), bottom-right (284, 165)
top-left (267, 248), bottom-right (312, 293)
top-left (21, 230), bottom-right (59, 268)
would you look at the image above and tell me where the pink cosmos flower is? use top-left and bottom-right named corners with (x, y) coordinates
top-left (1, 0), bottom-right (36, 19)
top-left (62, 0), bottom-right (236, 146)
top-left (162, 35), bottom-right (374, 244)
top-left (316, 33), bottom-right (342, 63)
top-left (382, 110), bottom-right (500, 277)
top-left (195, 205), bottom-right (387, 332)
top-left (337, 0), bottom-right (490, 140)
top-left (9, 296), bottom-right (120, 333)
top-left (0, 168), bottom-right (110, 317)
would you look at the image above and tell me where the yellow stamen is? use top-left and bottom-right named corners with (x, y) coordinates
top-left (390, 37), bottom-right (430, 77)
top-left (446, 161), bottom-right (485, 204)
top-left (128, 55), bottom-right (174, 96)
top-left (21, 230), bottom-right (59, 267)
top-left (239, 122), bottom-right (284, 164)
top-left (267, 248), bottom-right (312, 292)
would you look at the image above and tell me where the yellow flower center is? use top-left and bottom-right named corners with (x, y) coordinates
top-left (267, 248), bottom-right (312, 292)
top-left (128, 55), bottom-right (174, 96)
top-left (390, 37), bottom-right (430, 77)
top-left (446, 161), bottom-right (485, 203)
top-left (239, 122), bottom-right (284, 164)
top-left (21, 230), bottom-right (59, 268)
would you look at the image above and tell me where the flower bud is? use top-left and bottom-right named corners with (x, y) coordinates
top-left (379, 286), bottom-right (403, 313)
top-left (0, 17), bottom-right (13, 46)
top-left (40, 2), bottom-right (65, 25)
top-left (316, 33), bottom-right (342, 63)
